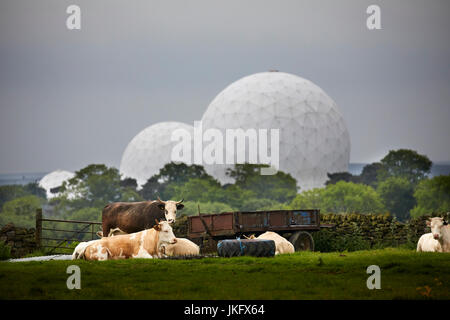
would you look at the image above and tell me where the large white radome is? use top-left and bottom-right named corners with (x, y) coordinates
top-left (39, 170), bottom-right (75, 199)
top-left (119, 122), bottom-right (194, 188)
top-left (201, 71), bottom-right (351, 191)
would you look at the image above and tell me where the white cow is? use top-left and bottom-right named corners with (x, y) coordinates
top-left (160, 238), bottom-right (200, 257)
top-left (96, 227), bottom-right (128, 238)
top-left (72, 240), bottom-right (98, 260)
top-left (417, 233), bottom-right (442, 252)
top-left (417, 217), bottom-right (450, 253)
top-left (246, 231), bottom-right (295, 255)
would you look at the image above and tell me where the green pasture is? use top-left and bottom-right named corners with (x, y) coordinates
top-left (0, 248), bottom-right (448, 300)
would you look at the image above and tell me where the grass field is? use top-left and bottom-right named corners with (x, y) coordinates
top-left (0, 248), bottom-right (448, 300)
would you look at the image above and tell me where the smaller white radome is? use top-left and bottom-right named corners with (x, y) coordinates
top-left (39, 170), bottom-right (75, 199)
top-left (119, 122), bottom-right (194, 188)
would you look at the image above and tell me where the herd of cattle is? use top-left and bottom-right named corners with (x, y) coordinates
top-left (72, 198), bottom-right (199, 261)
top-left (71, 199), bottom-right (450, 261)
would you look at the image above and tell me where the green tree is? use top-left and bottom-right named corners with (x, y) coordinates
top-left (320, 181), bottom-right (385, 214)
top-left (377, 177), bottom-right (415, 221)
top-left (140, 162), bottom-right (211, 200)
top-left (167, 177), bottom-right (223, 203)
top-left (378, 149), bottom-right (432, 184)
top-left (218, 184), bottom-right (258, 210)
top-left (289, 188), bottom-right (324, 209)
top-left (0, 183), bottom-right (46, 209)
top-left (226, 163), bottom-right (298, 203)
top-left (0, 195), bottom-right (43, 228)
top-left (139, 176), bottom-right (162, 200)
top-left (289, 182), bottom-right (385, 214)
top-left (239, 198), bottom-right (285, 211)
top-left (181, 201), bottom-right (236, 216)
top-left (24, 182), bottom-right (47, 199)
top-left (410, 175), bottom-right (450, 218)
top-left (166, 175), bottom-right (281, 212)
top-left (59, 164), bottom-right (123, 208)
top-left (0, 185), bottom-right (28, 209)
top-left (67, 207), bottom-right (102, 222)
top-left (158, 162), bottom-right (210, 183)
top-left (359, 162), bottom-right (383, 187)
top-left (52, 164), bottom-right (142, 215)
top-left (119, 177), bottom-right (138, 191)
top-left (120, 188), bottom-right (144, 203)
top-left (326, 172), bottom-right (359, 185)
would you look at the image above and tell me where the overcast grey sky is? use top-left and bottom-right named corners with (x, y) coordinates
top-left (1, 0), bottom-right (449, 174)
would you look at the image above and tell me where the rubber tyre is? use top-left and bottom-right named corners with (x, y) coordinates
top-left (217, 239), bottom-right (275, 257)
top-left (289, 231), bottom-right (314, 251)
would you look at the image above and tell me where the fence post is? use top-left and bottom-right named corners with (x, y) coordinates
top-left (35, 208), bottom-right (42, 249)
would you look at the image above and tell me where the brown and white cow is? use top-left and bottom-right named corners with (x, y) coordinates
top-left (246, 231), bottom-right (295, 255)
top-left (417, 217), bottom-right (449, 253)
top-left (160, 238), bottom-right (200, 257)
top-left (101, 197), bottom-right (184, 237)
top-left (72, 220), bottom-right (177, 261)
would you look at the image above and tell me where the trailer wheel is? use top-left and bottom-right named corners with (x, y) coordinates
top-left (217, 239), bottom-right (275, 257)
top-left (289, 231), bottom-right (314, 251)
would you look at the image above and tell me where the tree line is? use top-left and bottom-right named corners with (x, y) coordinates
top-left (0, 148), bottom-right (449, 228)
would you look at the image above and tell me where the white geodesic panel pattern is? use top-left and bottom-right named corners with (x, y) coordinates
top-left (39, 170), bottom-right (75, 199)
top-left (201, 71), bottom-right (350, 191)
top-left (119, 122), bottom-right (194, 188)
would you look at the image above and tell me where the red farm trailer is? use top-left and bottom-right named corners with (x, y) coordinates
top-left (188, 209), bottom-right (331, 252)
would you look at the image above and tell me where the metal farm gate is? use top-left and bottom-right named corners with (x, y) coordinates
top-left (35, 209), bottom-right (102, 255)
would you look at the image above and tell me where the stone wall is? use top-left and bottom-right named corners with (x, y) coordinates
top-left (314, 212), bottom-right (450, 251)
top-left (0, 223), bottom-right (37, 258)
top-left (319, 213), bottom-right (408, 247)
top-left (175, 212), bottom-right (450, 252)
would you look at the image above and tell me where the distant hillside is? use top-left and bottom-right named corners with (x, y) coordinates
top-left (430, 163), bottom-right (450, 177)
top-left (0, 172), bottom-right (48, 186)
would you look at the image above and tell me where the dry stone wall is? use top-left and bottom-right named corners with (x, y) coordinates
top-left (315, 212), bottom-right (450, 251)
top-left (0, 223), bottom-right (37, 258)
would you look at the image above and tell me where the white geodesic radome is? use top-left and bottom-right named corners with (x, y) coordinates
top-left (119, 122), bottom-right (194, 188)
top-left (38, 170), bottom-right (75, 199)
top-left (201, 71), bottom-right (351, 191)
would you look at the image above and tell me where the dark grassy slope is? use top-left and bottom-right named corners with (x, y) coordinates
top-left (0, 249), bottom-right (448, 300)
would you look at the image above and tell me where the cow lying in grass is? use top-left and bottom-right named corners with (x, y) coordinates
top-left (160, 238), bottom-right (200, 257)
top-left (245, 231), bottom-right (295, 255)
top-left (95, 228), bottom-right (200, 257)
top-left (417, 217), bottom-right (449, 253)
top-left (72, 220), bottom-right (177, 260)
top-left (96, 227), bottom-right (127, 238)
